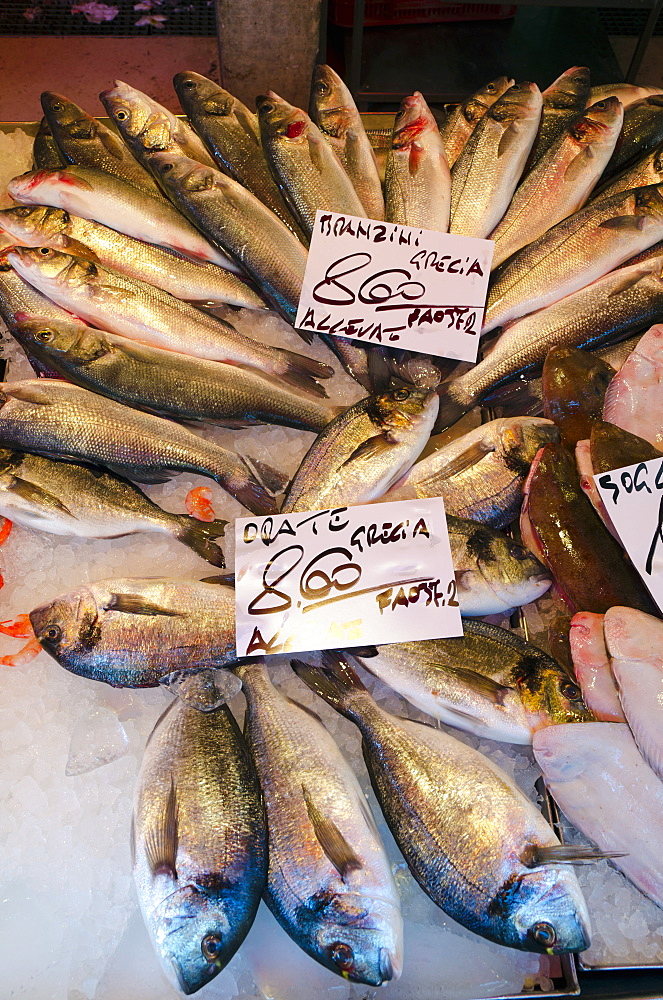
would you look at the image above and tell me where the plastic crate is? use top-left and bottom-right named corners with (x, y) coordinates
top-left (330, 0), bottom-right (516, 27)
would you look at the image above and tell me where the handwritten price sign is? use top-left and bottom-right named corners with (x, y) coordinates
top-left (594, 456), bottom-right (663, 612)
top-left (295, 211), bottom-right (494, 363)
top-left (234, 498), bottom-right (462, 658)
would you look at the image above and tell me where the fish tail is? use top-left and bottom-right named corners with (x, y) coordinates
top-left (227, 476), bottom-right (278, 515)
top-left (175, 517), bottom-right (228, 567)
top-left (483, 376), bottom-right (543, 417)
top-left (275, 349), bottom-right (335, 398)
top-left (291, 649), bottom-right (368, 720)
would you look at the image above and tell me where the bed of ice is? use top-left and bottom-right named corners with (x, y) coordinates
top-left (0, 127), bottom-right (659, 1000)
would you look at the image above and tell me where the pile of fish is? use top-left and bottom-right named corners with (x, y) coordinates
top-left (1, 61), bottom-right (663, 997)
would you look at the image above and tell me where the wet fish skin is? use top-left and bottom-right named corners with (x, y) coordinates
top-left (603, 95), bottom-right (663, 178)
top-left (542, 345), bottom-right (616, 450)
top-left (133, 699), bottom-right (266, 994)
top-left (590, 142), bottom-right (663, 204)
top-left (528, 66), bottom-right (591, 169)
top-left (450, 82), bottom-right (543, 238)
top-left (589, 418), bottom-right (662, 474)
top-left (0, 204), bottom-right (266, 310)
top-left (29, 577), bottom-right (236, 686)
top-left (236, 660), bottom-right (402, 986)
top-left (589, 83), bottom-right (663, 107)
top-left (257, 91), bottom-right (365, 238)
top-left (33, 117), bottom-right (66, 169)
top-left (569, 612), bottom-right (625, 722)
top-left (40, 90), bottom-right (160, 196)
top-left (439, 76), bottom-right (514, 168)
top-left (173, 70), bottom-right (305, 239)
top-left (294, 653), bottom-right (591, 954)
top-left (603, 322), bottom-right (663, 447)
top-left (310, 64), bottom-right (384, 220)
top-left (282, 384), bottom-right (439, 513)
top-left (0, 378), bottom-right (275, 513)
top-left (385, 91), bottom-right (451, 232)
top-left (490, 97), bottom-right (623, 268)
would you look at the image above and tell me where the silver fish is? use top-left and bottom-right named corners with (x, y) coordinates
top-left (527, 66), bottom-right (591, 169)
top-left (33, 117), bottom-right (66, 170)
top-left (439, 76), bottom-right (514, 167)
top-left (591, 141), bottom-right (663, 204)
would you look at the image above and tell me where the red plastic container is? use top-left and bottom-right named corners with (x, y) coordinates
top-left (330, 0), bottom-right (517, 27)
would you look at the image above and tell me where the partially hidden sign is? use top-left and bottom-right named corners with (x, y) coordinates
top-left (295, 211), bottom-right (494, 363)
top-left (594, 456), bottom-right (663, 612)
top-left (234, 498), bottom-right (463, 658)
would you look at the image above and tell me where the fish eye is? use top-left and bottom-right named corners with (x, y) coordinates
top-left (35, 329), bottom-right (54, 343)
top-left (38, 247), bottom-right (52, 256)
top-left (531, 921), bottom-right (556, 948)
top-left (507, 543), bottom-right (528, 561)
top-left (392, 387), bottom-right (410, 401)
top-left (261, 102), bottom-right (274, 114)
top-left (486, 84), bottom-right (496, 93)
top-left (182, 79), bottom-right (196, 91)
top-left (43, 624), bottom-right (61, 642)
top-left (395, 108), bottom-right (406, 120)
top-left (330, 941), bottom-right (354, 971)
top-left (315, 81), bottom-right (329, 96)
top-left (13, 206), bottom-right (33, 217)
top-left (51, 102), bottom-right (65, 113)
top-left (201, 933), bottom-right (223, 962)
top-left (596, 100), bottom-right (606, 109)
top-left (115, 109), bottom-right (129, 122)
top-left (160, 162), bottom-right (174, 174)
top-left (560, 679), bottom-right (581, 700)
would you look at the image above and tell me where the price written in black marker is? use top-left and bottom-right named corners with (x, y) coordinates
top-left (234, 498), bottom-right (463, 658)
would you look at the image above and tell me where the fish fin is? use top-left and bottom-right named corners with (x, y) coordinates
top-left (6, 475), bottom-right (75, 516)
top-left (295, 327), bottom-right (315, 345)
top-left (99, 128), bottom-right (128, 161)
top-left (599, 215), bottom-right (647, 231)
top-left (346, 645), bottom-right (379, 658)
top-left (302, 784), bottom-right (363, 879)
top-left (144, 777), bottom-right (179, 878)
top-left (104, 465), bottom-right (174, 484)
top-left (408, 141), bottom-right (425, 176)
top-left (199, 572), bottom-right (235, 586)
top-left (425, 439), bottom-right (494, 480)
top-left (342, 433), bottom-right (394, 467)
top-left (497, 124), bottom-right (521, 159)
top-left (307, 134), bottom-right (326, 174)
top-left (175, 518), bottom-right (228, 567)
top-left (277, 350), bottom-right (334, 397)
top-left (229, 473), bottom-right (278, 515)
top-left (284, 694), bottom-right (323, 723)
top-left (60, 236), bottom-right (101, 263)
top-left (105, 593), bottom-right (186, 617)
top-left (607, 268), bottom-right (651, 297)
top-left (159, 666), bottom-right (242, 712)
top-left (482, 377), bottom-right (543, 417)
top-left (449, 665), bottom-right (515, 705)
top-left (433, 390), bottom-right (472, 434)
top-left (239, 453), bottom-right (290, 495)
top-left (4, 385), bottom-right (53, 405)
top-left (527, 844), bottom-right (627, 866)
top-left (291, 649), bottom-right (367, 717)
top-left (563, 146), bottom-right (594, 184)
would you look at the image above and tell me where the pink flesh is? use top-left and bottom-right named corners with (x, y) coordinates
top-left (603, 323), bottom-right (663, 448)
top-left (575, 439), bottom-right (620, 539)
top-left (519, 446), bottom-right (548, 562)
top-left (569, 611), bottom-right (625, 721)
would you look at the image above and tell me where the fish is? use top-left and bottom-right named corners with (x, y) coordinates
top-left (11, 316), bottom-right (338, 432)
top-left (29, 576), bottom-right (237, 686)
top-left (603, 95), bottom-right (663, 178)
top-left (149, 150), bottom-right (311, 327)
top-left (40, 90), bottom-right (160, 196)
top-left (7, 165), bottom-right (240, 271)
top-left (383, 416), bottom-right (559, 528)
top-left (173, 71), bottom-right (304, 239)
top-left (236, 659), bottom-right (402, 985)
top-left (604, 606), bottom-right (663, 780)
top-left (384, 91), bottom-right (451, 232)
top-left (519, 441), bottom-right (658, 614)
top-left (542, 345), bottom-right (616, 450)
top-left (450, 82), bottom-right (543, 238)
top-left (256, 91), bottom-right (365, 238)
top-left (436, 253), bottom-right (663, 430)
top-left (33, 117), bottom-right (66, 169)
top-left (294, 652), bottom-right (592, 954)
top-left (349, 615), bottom-right (591, 743)
top-left (588, 83), bottom-right (663, 107)
top-left (8, 246), bottom-right (331, 394)
top-left (310, 64), bottom-right (385, 221)
top-left (590, 141), bottom-right (663, 204)
top-left (0, 378), bottom-right (275, 513)
top-left (603, 322), bottom-right (663, 447)
top-left (281, 384), bottom-right (438, 512)
top-left (527, 67), bottom-right (591, 169)
top-left (534, 721), bottom-right (663, 909)
top-left (0, 447), bottom-right (228, 564)
top-left (490, 97), bottom-right (623, 269)
top-left (439, 75), bottom-right (514, 168)
top-left (569, 611), bottom-right (625, 721)
top-left (0, 204), bottom-right (267, 310)
top-left (484, 183), bottom-right (663, 335)
top-left (133, 698), bottom-right (266, 994)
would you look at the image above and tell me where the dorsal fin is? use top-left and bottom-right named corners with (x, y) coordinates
top-left (302, 783), bottom-right (363, 880)
top-left (144, 778), bottom-right (179, 878)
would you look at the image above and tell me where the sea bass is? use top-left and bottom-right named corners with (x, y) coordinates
top-left (33, 117), bottom-right (66, 169)
top-left (527, 66), bottom-right (591, 168)
top-left (439, 76), bottom-right (514, 167)
top-left (603, 95), bottom-right (663, 178)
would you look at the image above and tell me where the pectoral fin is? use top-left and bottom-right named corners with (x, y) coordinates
top-left (302, 784), bottom-right (363, 879)
top-left (563, 146), bottom-right (594, 184)
top-left (105, 593), bottom-right (186, 617)
top-left (449, 665), bottom-right (514, 705)
top-left (419, 439), bottom-right (493, 483)
top-left (144, 778), bottom-right (179, 878)
top-left (4, 386), bottom-right (53, 405)
top-left (599, 215), bottom-right (647, 231)
top-left (343, 433), bottom-right (393, 466)
top-left (99, 129), bottom-right (128, 161)
top-left (307, 134), bottom-right (326, 174)
top-left (6, 475), bottom-right (74, 516)
top-left (525, 843), bottom-right (627, 867)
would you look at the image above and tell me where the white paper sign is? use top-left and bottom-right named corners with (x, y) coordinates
top-left (594, 456), bottom-right (663, 612)
top-left (295, 211), bottom-right (494, 364)
top-left (234, 498), bottom-right (462, 658)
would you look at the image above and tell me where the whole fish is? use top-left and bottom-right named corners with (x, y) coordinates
top-left (29, 577), bottom-right (236, 686)
top-left (490, 97), bottom-right (623, 268)
top-left (294, 652), bottom-right (592, 954)
top-left (569, 612), bottom-right (625, 722)
top-left (439, 76), bottom-right (514, 167)
top-left (12, 316), bottom-right (338, 432)
top-left (603, 95), bottom-right (663, 178)
top-left (385, 91), bottom-right (450, 232)
top-left (256, 91), bottom-right (365, 238)
top-left (603, 323), bottom-right (663, 447)
top-left (0, 447), bottom-right (227, 564)
top-left (542, 345), bottom-right (616, 450)
top-left (350, 616), bottom-right (590, 743)
top-left (150, 150), bottom-right (310, 326)
top-left (173, 71), bottom-right (304, 238)
top-left (589, 83), bottom-right (663, 107)
top-left (40, 90), bottom-right (160, 196)
top-left (8, 246), bottom-right (330, 394)
top-left (0, 378), bottom-right (275, 513)
top-left (7, 165), bottom-right (239, 271)
top-left (133, 699), bottom-right (266, 994)
top-left (527, 66), bottom-right (591, 169)
top-left (0, 205), bottom-right (266, 310)
top-left (484, 183), bottom-right (663, 334)
top-left (282, 384), bottom-right (438, 512)
top-left (519, 442), bottom-right (657, 614)
top-left (33, 117), bottom-right (66, 169)
top-left (590, 142), bottom-right (663, 204)
top-left (534, 721), bottom-right (663, 908)
top-left (436, 254), bottom-right (663, 430)
top-left (450, 82), bottom-right (542, 238)
top-left (383, 416), bottom-right (559, 528)
top-left (236, 659), bottom-right (402, 985)
top-left (310, 64), bottom-right (384, 220)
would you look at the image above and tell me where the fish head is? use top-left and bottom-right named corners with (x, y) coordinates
top-left (0, 204), bottom-right (67, 245)
top-left (41, 92), bottom-right (96, 142)
top-left (14, 314), bottom-right (108, 362)
top-left (493, 864), bottom-right (590, 954)
top-left (151, 150), bottom-right (219, 195)
top-left (392, 92), bottom-right (436, 148)
top-left (30, 585), bottom-right (100, 662)
top-left (101, 80), bottom-right (171, 151)
top-left (495, 416), bottom-right (560, 473)
top-left (544, 67), bottom-right (591, 108)
top-left (459, 524), bottom-right (552, 612)
top-left (464, 75), bottom-right (515, 121)
top-left (572, 96), bottom-right (623, 144)
top-left (256, 92), bottom-right (311, 144)
top-left (491, 82), bottom-right (542, 124)
top-left (633, 182), bottom-right (663, 221)
top-left (371, 383), bottom-right (439, 439)
top-left (514, 644), bottom-right (595, 729)
top-left (173, 71), bottom-right (233, 116)
top-left (8, 245), bottom-right (97, 291)
top-left (310, 892), bottom-right (403, 985)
